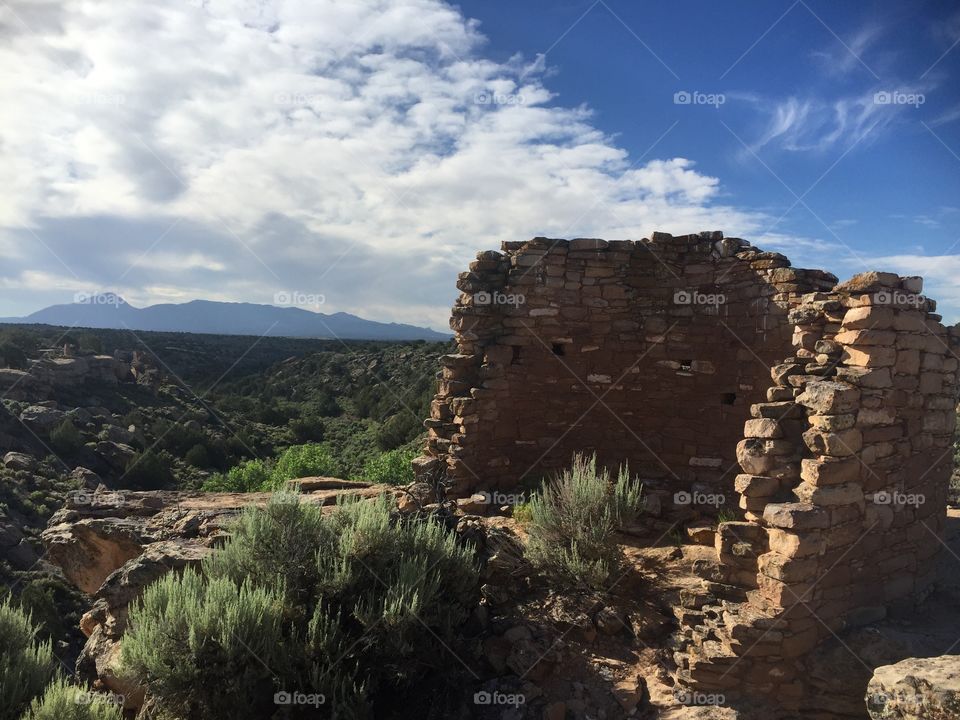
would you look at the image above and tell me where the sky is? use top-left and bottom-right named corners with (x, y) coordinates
top-left (0, 0), bottom-right (958, 331)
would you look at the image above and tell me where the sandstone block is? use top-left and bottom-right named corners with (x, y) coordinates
top-left (835, 329), bottom-right (897, 346)
top-left (735, 473), bottom-right (780, 497)
top-left (835, 271), bottom-right (900, 293)
top-left (793, 481), bottom-right (863, 507)
top-left (763, 503), bottom-right (829, 530)
top-left (800, 457), bottom-right (860, 485)
top-left (895, 349), bottom-right (921, 375)
top-left (796, 381), bottom-right (860, 414)
top-left (767, 528), bottom-right (822, 558)
top-left (807, 413), bottom-right (856, 431)
top-left (842, 305), bottom-right (895, 330)
top-left (842, 346), bottom-right (897, 368)
top-left (744, 418), bottom-right (783, 438)
top-left (758, 552), bottom-right (819, 583)
top-left (802, 428), bottom-right (863, 457)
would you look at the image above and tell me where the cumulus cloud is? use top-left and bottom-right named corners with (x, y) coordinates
top-left (0, 0), bottom-right (928, 329)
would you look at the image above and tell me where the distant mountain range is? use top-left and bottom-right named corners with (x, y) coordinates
top-left (0, 294), bottom-right (450, 341)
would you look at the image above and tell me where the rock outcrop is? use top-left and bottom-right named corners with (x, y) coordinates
top-left (867, 655), bottom-right (960, 719)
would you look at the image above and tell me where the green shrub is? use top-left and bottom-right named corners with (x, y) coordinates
top-left (127, 493), bottom-right (478, 719)
top-left (0, 343), bottom-right (28, 370)
top-left (289, 414), bottom-right (325, 443)
top-left (525, 454), bottom-right (642, 589)
top-left (121, 569), bottom-right (286, 720)
top-left (0, 598), bottom-right (57, 719)
top-left (374, 413), bottom-right (421, 451)
top-left (204, 493), bottom-right (329, 613)
top-left (512, 501), bottom-right (533, 525)
top-left (201, 459), bottom-right (270, 492)
top-left (184, 443), bottom-right (210, 468)
top-left (269, 443), bottom-right (337, 487)
top-left (360, 447), bottom-right (416, 485)
top-left (76, 333), bottom-right (103, 355)
top-left (50, 419), bottom-right (83, 455)
top-left (123, 450), bottom-right (174, 490)
top-left (21, 679), bottom-right (122, 720)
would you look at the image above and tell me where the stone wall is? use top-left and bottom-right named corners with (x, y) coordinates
top-left (671, 271), bottom-right (960, 712)
top-left (417, 233), bottom-right (960, 712)
top-left (414, 232), bottom-right (836, 501)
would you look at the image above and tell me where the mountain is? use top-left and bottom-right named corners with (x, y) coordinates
top-left (0, 294), bottom-right (450, 341)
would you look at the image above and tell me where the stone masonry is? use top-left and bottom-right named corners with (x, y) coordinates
top-left (414, 232), bottom-right (836, 500)
top-left (672, 270), bottom-right (959, 713)
top-left (415, 232), bottom-right (960, 712)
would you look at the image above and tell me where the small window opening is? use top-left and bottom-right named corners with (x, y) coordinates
top-left (551, 343), bottom-right (566, 356)
top-left (511, 346), bottom-right (522, 364)
top-left (679, 359), bottom-right (693, 372)
top-left (721, 392), bottom-right (737, 405)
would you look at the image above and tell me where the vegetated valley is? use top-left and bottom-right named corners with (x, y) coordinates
top-left (0, 324), bottom-right (449, 674)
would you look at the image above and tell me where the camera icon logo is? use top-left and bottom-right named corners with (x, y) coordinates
top-left (70, 489), bottom-right (93, 505)
top-left (474, 291), bottom-right (492, 305)
top-left (874, 491), bottom-right (891, 505)
top-left (474, 691), bottom-right (492, 705)
top-left (874, 91), bottom-right (891, 105)
top-left (673, 491), bottom-right (692, 506)
top-left (673, 290), bottom-right (692, 305)
top-left (674, 91), bottom-right (691, 104)
top-left (274, 691), bottom-right (292, 705)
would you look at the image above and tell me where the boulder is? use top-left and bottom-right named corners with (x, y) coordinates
top-left (867, 655), bottom-right (960, 719)
top-left (3, 451), bottom-right (36, 471)
top-left (19, 404), bottom-right (66, 432)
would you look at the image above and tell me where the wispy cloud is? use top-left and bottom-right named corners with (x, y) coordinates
top-left (810, 23), bottom-right (884, 77)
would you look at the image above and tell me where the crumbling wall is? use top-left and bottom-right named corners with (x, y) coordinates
top-left (672, 272), bottom-right (960, 712)
top-left (415, 232), bottom-right (836, 500)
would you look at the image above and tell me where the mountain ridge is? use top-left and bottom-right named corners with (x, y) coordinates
top-left (0, 294), bottom-right (450, 341)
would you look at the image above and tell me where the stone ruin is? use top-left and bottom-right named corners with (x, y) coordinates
top-left (414, 231), bottom-right (960, 711)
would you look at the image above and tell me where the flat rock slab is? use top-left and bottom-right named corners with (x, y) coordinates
top-left (867, 655), bottom-right (960, 719)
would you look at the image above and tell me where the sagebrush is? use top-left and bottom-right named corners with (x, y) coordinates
top-left (525, 453), bottom-right (642, 588)
top-left (0, 598), bottom-right (57, 720)
top-left (123, 492), bottom-right (478, 719)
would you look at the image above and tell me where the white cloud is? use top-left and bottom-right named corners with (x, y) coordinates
top-left (0, 0), bottom-right (951, 329)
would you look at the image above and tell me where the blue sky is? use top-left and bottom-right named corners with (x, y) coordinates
top-left (0, 0), bottom-right (958, 328)
top-left (458, 0), bottom-right (960, 284)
